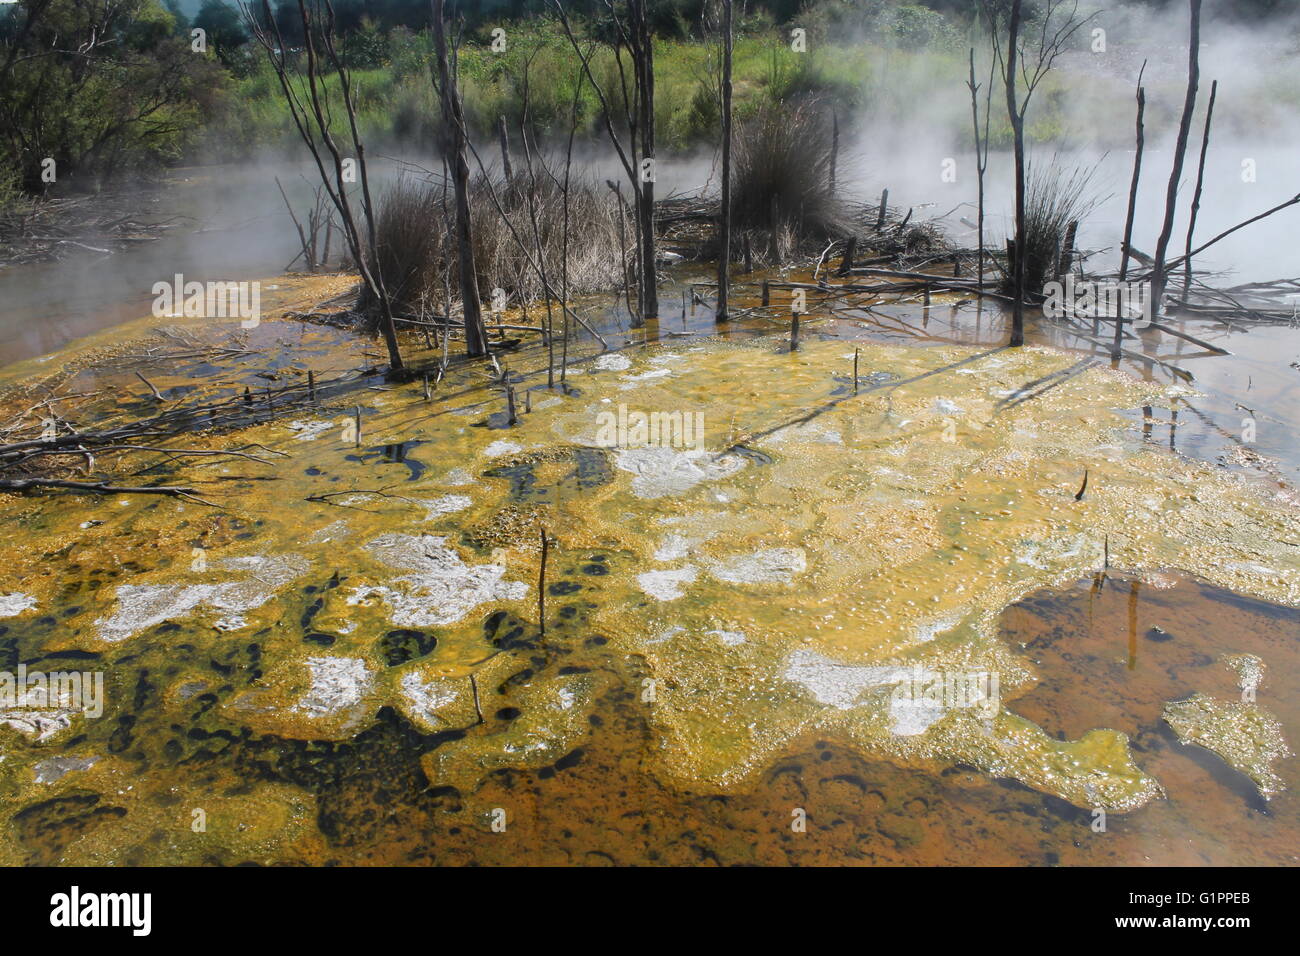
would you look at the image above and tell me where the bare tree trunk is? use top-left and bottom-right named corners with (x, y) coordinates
top-left (967, 48), bottom-right (991, 291)
top-left (715, 0), bottom-right (733, 323)
top-left (1119, 62), bottom-right (1147, 282)
top-left (432, 0), bottom-right (488, 357)
top-left (498, 114), bottom-right (513, 180)
top-left (632, 0), bottom-right (659, 321)
top-left (1183, 77), bottom-right (1217, 303)
top-left (1151, 0), bottom-right (1202, 314)
top-left (559, 66), bottom-right (584, 385)
top-left (247, 0), bottom-right (404, 372)
top-left (1004, 0), bottom-right (1026, 346)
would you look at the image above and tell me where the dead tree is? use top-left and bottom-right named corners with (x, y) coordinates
top-left (498, 115), bottom-right (514, 180)
top-left (1001, 0), bottom-right (1027, 346)
top-left (516, 50), bottom-right (559, 382)
top-left (1119, 61), bottom-right (1147, 283)
top-left (986, 0), bottom-right (1094, 346)
top-left (1183, 77), bottom-right (1217, 302)
top-left (245, 0), bottom-right (404, 372)
top-left (715, 0), bottom-right (734, 323)
top-left (554, 1), bottom-right (659, 325)
top-left (966, 47), bottom-right (994, 290)
top-left (627, 0), bottom-right (659, 322)
top-left (432, 0), bottom-right (489, 357)
top-left (1150, 0), bottom-right (1203, 313)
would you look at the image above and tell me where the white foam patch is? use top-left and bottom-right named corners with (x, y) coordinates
top-left (34, 755), bottom-right (98, 784)
top-left (614, 447), bottom-right (746, 499)
top-left (768, 422), bottom-right (843, 445)
top-left (636, 567), bottom-right (698, 601)
top-left (484, 440), bottom-right (523, 457)
top-left (645, 625), bottom-right (685, 644)
top-left (296, 656), bottom-right (373, 717)
top-left (418, 495), bottom-right (473, 521)
top-left (785, 650), bottom-right (990, 736)
top-left (708, 629), bottom-right (747, 646)
top-left (287, 419), bottom-right (335, 442)
top-left (0, 674), bottom-right (102, 741)
top-left (888, 694), bottom-right (947, 736)
top-left (913, 614), bottom-right (961, 644)
top-left (591, 353), bottom-right (633, 372)
top-left (618, 369), bottom-right (673, 389)
top-left (784, 649), bottom-right (909, 709)
top-left (653, 532), bottom-right (715, 561)
top-left (307, 520), bottom-right (351, 544)
top-left (0, 593), bottom-right (36, 618)
top-left (95, 554), bottom-right (309, 643)
top-left (704, 548), bottom-right (807, 584)
top-left (351, 534), bottom-right (527, 626)
top-left (399, 671), bottom-right (461, 726)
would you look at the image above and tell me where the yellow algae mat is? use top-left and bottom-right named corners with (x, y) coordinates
top-left (1, 332), bottom-right (1296, 862)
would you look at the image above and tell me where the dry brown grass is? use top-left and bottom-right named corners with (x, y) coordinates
top-left (370, 171), bottom-right (625, 318)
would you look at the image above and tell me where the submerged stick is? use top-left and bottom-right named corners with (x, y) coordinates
top-left (838, 236), bottom-right (857, 277)
top-left (853, 347), bottom-right (859, 393)
top-left (538, 526), bottom-right (549, 635)
top-left (135, 372), bottom-right (164, 402)
top-left (1075, 469), bottom-right (1089, 501)
top-left (0, 478), bottom-right (212, 505)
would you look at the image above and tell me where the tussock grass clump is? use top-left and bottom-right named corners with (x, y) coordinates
top-left (1006, 160), bottom-right (1104, 297)
top-left (369, 171), bottom-right (625, 319)
top-left (726, 97), bottom-right (851, 265)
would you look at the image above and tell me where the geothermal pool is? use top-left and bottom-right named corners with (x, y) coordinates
top-left (0, 282), bottom-right (1294, 865)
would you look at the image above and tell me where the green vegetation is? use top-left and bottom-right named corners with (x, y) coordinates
top-left (0, 0), bottom-right (228, 193)
top-left (5, 0), bottom-right (1300, 196)
top-left (208, 14), bottom-right (980, 162)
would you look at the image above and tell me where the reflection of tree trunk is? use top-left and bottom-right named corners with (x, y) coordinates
top-left (433, 0), bottom-right (488, 357)
top-left (1127, 579), bottom-right (1141, 670)
top-left (715, 0), bottom-right (733, 323)
top-left (1005, 0), bottom-right (1026, 346)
